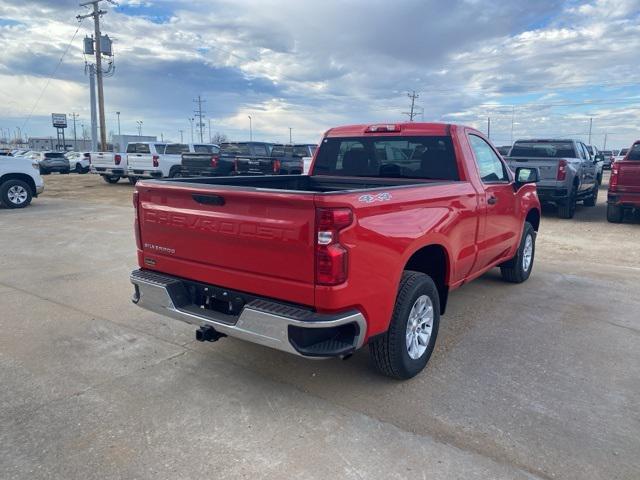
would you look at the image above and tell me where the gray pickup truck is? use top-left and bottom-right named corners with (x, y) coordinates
top-left (505, 139), bottom-right (599, 218)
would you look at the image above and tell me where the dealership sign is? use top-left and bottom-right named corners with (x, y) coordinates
top-left (51, 113), bottom-right (67, 128)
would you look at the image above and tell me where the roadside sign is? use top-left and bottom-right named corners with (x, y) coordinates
top-left (52, 113), bottom-right (67, 128)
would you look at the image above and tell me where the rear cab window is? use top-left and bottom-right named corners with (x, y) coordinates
top-left (628, 143), bottom-right (640, 161)
top-left (313, 136), bottom-right (459, 180)
top-left (221, 143), bottom-right (251, 156)
top-left (252, 144), bottom-right (269, 156)
top-left (510, 141), bottom-right (577, 158)
top-left (164, 144), bottom-right (189, 154)
top-left (127, 143), bottom-right (151, 154)
top-left (153, 144), bottom-right (167, 154)
top-left (44, 152), bottom-right (65, 159)
top-left (193, 144), bottom-right (218, 154)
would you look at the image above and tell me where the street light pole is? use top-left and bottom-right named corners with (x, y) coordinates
top-left (136, 120), bottom-right (142, 136)
top-left (189, 118), bottom-right (194, 143)
top-left (248, 115), bottom-right (252, 141)
top-left (588, 117), bottom-right (593, 144)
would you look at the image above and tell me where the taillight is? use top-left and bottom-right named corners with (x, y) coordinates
top-left (557, 159), bottom-right (567, 181)
top-left (610, 164), bottom-right (619, 191)
top-left (210, 154), bottom-right (219, 168)
top-left (315, 207), bottom-right (353, 285)
top-left (133, 191), bottom-right (142, 250)
top-left (152, 155), bottom-right (159, 167)
top-left (114, 154), bottom-right (121, 165)
top-left (273, 159), bottom-right (281, 174)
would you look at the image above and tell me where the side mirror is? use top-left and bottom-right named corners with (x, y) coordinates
top-left (515, 167), bottom-right (538, 186)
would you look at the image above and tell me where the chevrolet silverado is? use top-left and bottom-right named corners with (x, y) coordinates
top-left (130, 123), bottom-right (541, 379)
top-left (608, 141), bottom-right (640, 223)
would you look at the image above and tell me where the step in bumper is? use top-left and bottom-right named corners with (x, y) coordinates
top-left (130, 269), bottom-right (367, 358)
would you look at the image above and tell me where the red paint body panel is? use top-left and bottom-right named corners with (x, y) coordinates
top-left (135, 122), bottom-right (540, 342)
top-left (609, 141), bottom-right (640, 206)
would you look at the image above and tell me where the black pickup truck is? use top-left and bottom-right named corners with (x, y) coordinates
top-left (179, 144), bottom-right (228, 177)
top-left (229, 142), bottom-right (277, 175)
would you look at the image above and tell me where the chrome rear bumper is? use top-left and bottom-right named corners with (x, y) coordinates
top-left (130, 269), bottom-right (366, 357)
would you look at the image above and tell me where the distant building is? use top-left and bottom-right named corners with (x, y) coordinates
top-left (27, 134), bottom-right (158, 152)
top-left (27, 137), bottom-right (93, 152)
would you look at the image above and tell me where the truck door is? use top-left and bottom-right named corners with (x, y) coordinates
top-left (468, 134), bottom-right (521, 270)
top-left (579, 142), bottom-right (597, 191)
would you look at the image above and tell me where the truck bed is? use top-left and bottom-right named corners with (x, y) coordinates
top-left (145, 174), bottom-right (445, 193)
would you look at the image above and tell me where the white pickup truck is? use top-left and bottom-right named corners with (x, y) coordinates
top-left (126, 142), bottom-right (217, 182)
top-left (90, 152), bottom-right (128, 184)
top-left (0, 154), bottom-right (45, 208)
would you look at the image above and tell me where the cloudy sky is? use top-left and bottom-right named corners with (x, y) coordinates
top-left (0, 0), bottom-right (639, 148)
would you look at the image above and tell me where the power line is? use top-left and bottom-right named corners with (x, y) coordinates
top-left (21, 19), bottom-right (84, 131)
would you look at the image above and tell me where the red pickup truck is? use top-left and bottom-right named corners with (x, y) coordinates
top-left (130, 123), bottom-right (541, 379)
top-left (607, 141), bottom-right (640, 223)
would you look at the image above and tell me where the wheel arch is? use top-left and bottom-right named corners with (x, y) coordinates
top-left (403, 243), bottom-right (451, 315)
top-left (0, 173), bottom-right (37, 195)
top-left (525, 208), bottom-right (541, 231)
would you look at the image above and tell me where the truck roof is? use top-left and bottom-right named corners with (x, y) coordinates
top-left (325, 122), bottom-right (452, 137)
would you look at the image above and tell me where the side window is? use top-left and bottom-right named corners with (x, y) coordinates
top-left (469, 135), bottom-right (508, 183)
top-left (126, 143), bottom-right (137, 153)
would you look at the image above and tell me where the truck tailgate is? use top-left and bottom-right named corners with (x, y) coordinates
top-left (617, 162), bottom-right (640, 192)
top-left (136, 183), bottom-right (316, 305)
top-left (506, 157), bottom-right (559, 180)
top-left (129, 153), bottom-right (154, 169)
top-left (235, 156), bottom-right (274, 175)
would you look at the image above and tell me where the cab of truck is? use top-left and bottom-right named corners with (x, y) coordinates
top-left (608, 141), bottom-right (640, 223)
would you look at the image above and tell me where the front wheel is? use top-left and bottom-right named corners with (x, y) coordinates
top-left (102, 175), bottom-right (120, 184)
top-left (369, 271), bottom-right (440, 379)
top-left (0, 179), bottom-right (33, 209)
top-left (500, 221), bottom-right (536, 283)
top-left (128, 177), bottom-right (138, 185)
top-left (75, 164), bottom-right (83, 173)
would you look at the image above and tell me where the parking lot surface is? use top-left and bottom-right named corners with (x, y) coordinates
top-left (1, 173), bottom-right (639, 479)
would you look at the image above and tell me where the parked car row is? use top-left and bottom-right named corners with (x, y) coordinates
top-left (89, 141), bottom-right (317, 183)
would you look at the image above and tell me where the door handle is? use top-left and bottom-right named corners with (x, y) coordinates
top-left (488, 196), bottom-right (497, 205)
top-left (192, 194), bottom-right (225, 206)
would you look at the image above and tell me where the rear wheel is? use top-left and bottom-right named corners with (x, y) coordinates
top-left (168, 167), bottom-right (182, 178)
top-left (607, 204), bottom-right (624, 223)
top-left (128, 177), bottom-right (138, 185)
top-left (75, 163), bottom-right (83, 173)
top-left (369, 271), bottom-right (440, 379)
top-left (500, 222), bottom-right (535, 283)
top-left (558, 185), bottom-right (577, 219)
top-left (1, 179), bottom-right (33, 209)
top-left (583, 183), bottom-right (598, 207)
top-left (102, 175), bottom-right (120, 184)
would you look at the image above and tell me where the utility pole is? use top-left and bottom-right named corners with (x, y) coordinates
top-left (78, 1), bottom-right (110, 151)
top-left (603, 133), bottom-right (608, 150)
top-left (487, 117), bottom-right (491, 140)
top-left (208, 118), bottom-right (212, 143)
top-left (193, 95), bottom-right (206, 143)
top-left (510, 106), bottom-right (515, 145)
top-left (116, 111), bottom-right (121, 136)
top-left (289, 127), bottom-right (292, 144)
top-left (248, 115), bottom-right (252, 141)
top-left (189, 118), bottom-right (194, 143)
top-left (588, 117), bottom-right (593, 144)
top-left (403, 91), bottom-right (420, 121)
top-left (69, 112), bottom-right (79, 149)
top-left (179, 129), bottom-right (184, 143)
top-left (136, 120), bottom-right (142, 136)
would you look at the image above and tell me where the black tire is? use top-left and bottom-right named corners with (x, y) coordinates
top-left (583, 183), bottom-right (598, 207)
top-left (0, 179), bottom-right (33, 209)
top-left (128, 177), bottom-right (138, 185)
top-left (607, 204), bottom-right (624, 223)
top-left (369, 271), bottom-right (440, 379)
top-left (61, 169), bottom-right (70, 175)
top-left (39, 167), bottom-right (50, 175)
top-left (75, 163), bottom-right (83, 173)
top-left (500, 222), bottom-right (536, 283)
top-left (558, 185), bottom-right (577, 219)
top-left (168, 167), bottom-right (182, 178)
top-left (102, 175), bottom-right (120, 184)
